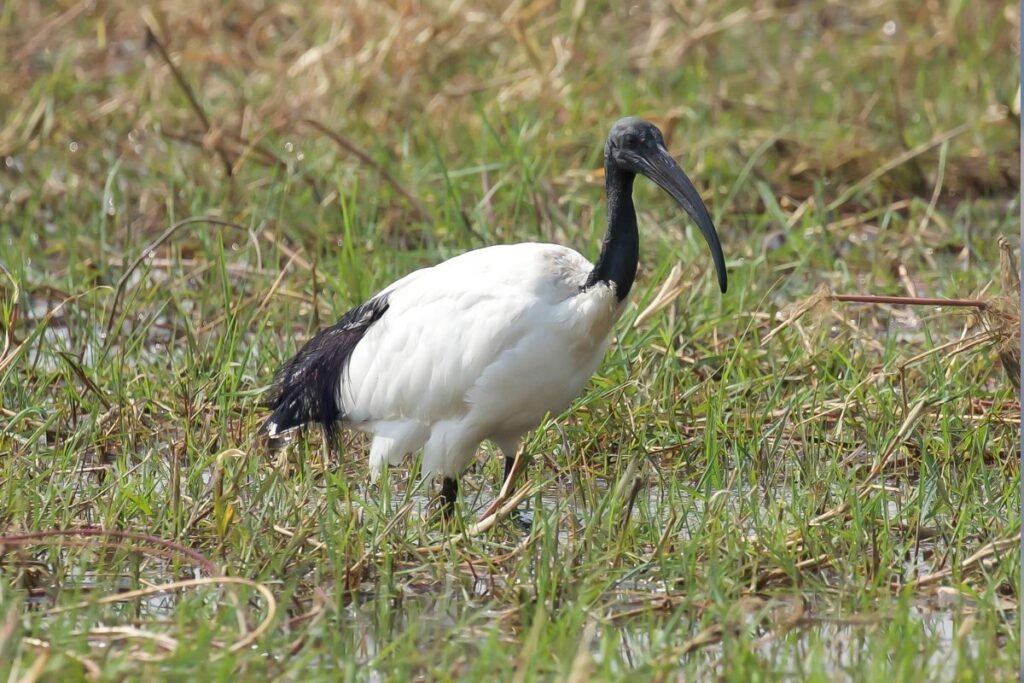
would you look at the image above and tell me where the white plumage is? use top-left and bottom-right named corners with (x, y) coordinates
top-left (262, 117), bottom-right (727, 516)
top-left (340, 243), bottom-right (624, 480)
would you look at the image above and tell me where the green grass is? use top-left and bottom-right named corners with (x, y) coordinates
top-left (0, 1), bottom-right (1019, 680)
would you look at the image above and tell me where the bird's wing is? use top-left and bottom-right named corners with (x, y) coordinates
top-left (261, 243), bottom-right (593, 437)
top-left (260, 294), bottom-right (390, 437)
top-left (340, 243), bottom-right (592, 424)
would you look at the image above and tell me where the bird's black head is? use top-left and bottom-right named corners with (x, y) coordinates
top-left (605, 117), bottom-right (727, 294)
top-left (605, 117), bottom-right (669, 173)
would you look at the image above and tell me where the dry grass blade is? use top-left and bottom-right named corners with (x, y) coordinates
top-left (105, 217), bottom-right (253, 338)
top-left (0, 287), bottom-right (108, 376)
top-left (753, 597), bottom-right (807, 647)
top-left (14, 644), bottom-right (50, 683)
top-left (0, 603), bottom-right (19, 667)
top-left (983, 236), bottom-right (1021, 395)
top-left (678, 623), bottom-right (724, 656)
top-left (478, 443), bottom-right (530, 520)
top-left (634, 263), bottom-right (684, 328)
top-left (141, 17), bottom-right (233, 178)
top-left (564, 620), bottom-right (597, 683)
top-left (0, 262), bottom-right (20, 365)
top-left (12, 0), bottom-right (91, 62)
top-left (0, 528), bottom-right (218, 576)
top-left (42, 577), bottom-right (276, 656)
top-left (74, 626), bottom-right (179, 656)
top-left (762, 287), bottom-right (831, 345)
top-left (826, 107), bottom-right (1008, 211)
top-left (898, 329), bottom-right (999, 369)
top-left (903, 535), bottom-right (1020, 589)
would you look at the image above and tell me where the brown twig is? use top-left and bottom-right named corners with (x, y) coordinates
top-left (829, 293), bottom-right (988, 309)
top-left (0, 528), bottom-right (218, 576)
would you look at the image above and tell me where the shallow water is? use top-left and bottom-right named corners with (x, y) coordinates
top-left (4, 503), bottom-right (1011, 680)
top-left (5, 428), bottom-right (1013, 677)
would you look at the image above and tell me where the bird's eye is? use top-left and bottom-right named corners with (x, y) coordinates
top-left (622, 133), bottom-right (640, 148)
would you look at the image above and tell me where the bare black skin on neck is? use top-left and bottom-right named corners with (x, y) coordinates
top-left (583, 117), bottom-right (727, 300)
top-left (584, 162), bottom-right (638, 300)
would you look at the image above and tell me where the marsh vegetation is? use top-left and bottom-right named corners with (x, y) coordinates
top-left (0, 1), bottom-right (1019, 680)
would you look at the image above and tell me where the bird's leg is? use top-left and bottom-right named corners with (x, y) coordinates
top-left (503, 455), bottom-right (516, 486)
top-left (439, 477), bottom-right (459, 519)
top-left (479, 445), bottom-right (528, 521)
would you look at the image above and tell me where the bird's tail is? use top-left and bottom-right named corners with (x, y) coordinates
top-left (259, 329), bottom-right (347, 440)
top-left (259, 296), bottom-right (390, 441)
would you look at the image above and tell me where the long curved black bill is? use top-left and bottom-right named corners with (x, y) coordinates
top-left (642, 148), bottom-right (728, 293)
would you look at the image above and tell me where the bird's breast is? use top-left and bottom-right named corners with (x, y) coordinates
top-left (564, 280), bottom-right (628, 350)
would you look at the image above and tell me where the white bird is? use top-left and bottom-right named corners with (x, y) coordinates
top-left (261, 117), bottom-right (727, 518)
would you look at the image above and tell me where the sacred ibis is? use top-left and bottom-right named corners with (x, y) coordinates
top-left (261, 117), bottom-right (727, 518)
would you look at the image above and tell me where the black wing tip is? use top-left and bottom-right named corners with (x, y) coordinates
top-left (257, 405), bottom-right (296, 438)
top-left (258, 293), bottom-right (390, 440)
top-left (258, 362), bottom-right (340, 438)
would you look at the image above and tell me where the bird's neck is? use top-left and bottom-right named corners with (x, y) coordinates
top-left (585, 165), bottom-right (638, 300)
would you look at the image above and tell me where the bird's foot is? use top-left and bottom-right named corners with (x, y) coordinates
top-left (509, 505), bottom-right (533, 532)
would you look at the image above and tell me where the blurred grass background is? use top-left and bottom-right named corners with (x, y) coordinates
top-left (0, 1), bottom-right (1020, 680)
